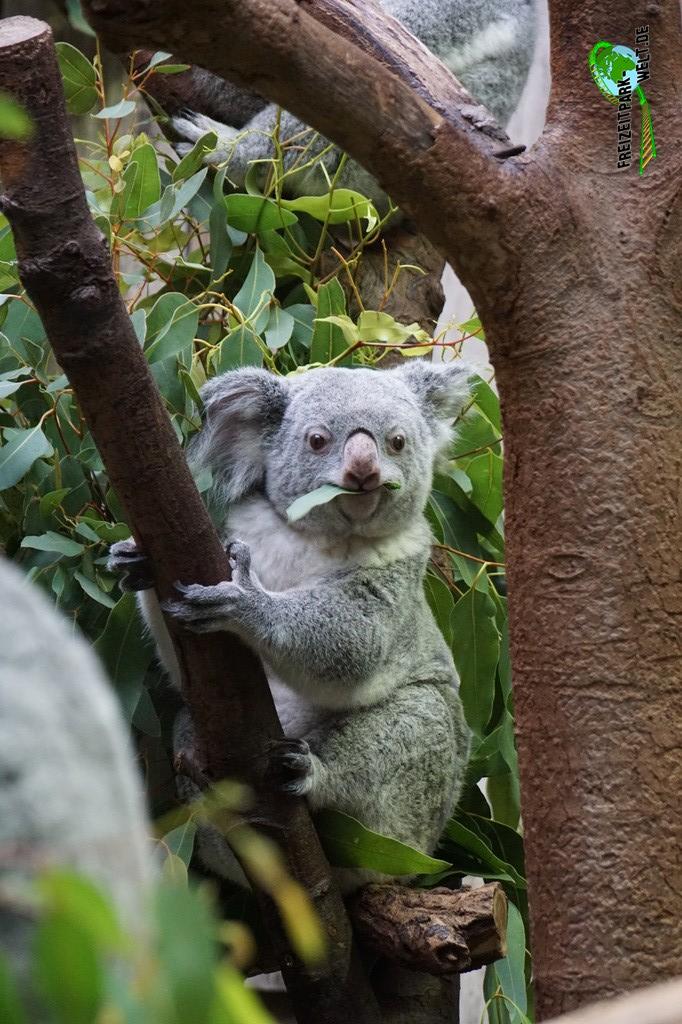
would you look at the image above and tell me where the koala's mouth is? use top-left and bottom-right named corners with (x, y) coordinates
top-left (337, 487), bottom-right (383, 522)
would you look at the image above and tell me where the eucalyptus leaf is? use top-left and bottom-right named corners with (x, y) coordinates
top-left (451, 584), bottom-right (500, 737)
top-left (21, 531), bottom-right (85, 557)
top-left (0, 426), bottom-right (53, 490)
top-left (225, 193), bottom-right (298, 233)
top-left (285, 479), bottom-right (397, 523)
top-left (310, 278), bottom-right (347, 363)
top-left (173, 131), bottom-right (218, 182)
top-left (286, 303), bottom-right (316, 348)
top-left (140, 168), bottom-right (208, 229)
top-left (155, 884), bottom-right (216, 1024)
top-left (145, 293), bottom-right (199, 364)
top-left (264, 305), bottom-right (295, 351)
top-left (0, 955), bottom-right (26, 1024)
top-left (484, 902), bottom-right (528, 1024)
top-left (162, 820), bottom-right (198, 868)
top-left (286, 483), bottom-right (358, 522)
top-left (94, 593), bottom-right (154, 720)
top-left (0, 378), bottom-right (26, 399)
top-left (233, 247), bottom-right (275, 334)
top-left (56, 43), bottom-right (97, 115)
top-left (74, 571), bottom-right (116, 608)
top-left (280, 189), bottom-right (378, 228)
top-left (95, 98), bottom-right (136, 120)
top-left (111, 143), bottom-right (160, 221)
top-left (317, 809), bottom-right (451, 874)
top-left (34, 913), bottom-right (103, 1024)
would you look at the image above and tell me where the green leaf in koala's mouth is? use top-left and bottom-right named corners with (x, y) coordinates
top-left (286, 481), bottom-right (401, 523)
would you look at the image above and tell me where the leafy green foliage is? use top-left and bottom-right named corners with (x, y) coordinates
top-left (3, 867), bottom-right (279, 1024)
top-left (0, 40), bottom-right (526, 1023)
top-left (316, 809), bottom-right (451, 875)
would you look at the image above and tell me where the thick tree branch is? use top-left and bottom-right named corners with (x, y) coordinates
top-left (0, 17), bottom-right (379, 1024)
top-left (84, 0), bottom-right (515, 259)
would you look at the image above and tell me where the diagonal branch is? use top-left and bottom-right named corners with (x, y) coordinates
top-left (84, 0), bottom-right (515, 257)
top-left (0, 16), bottom-right (379, 1024)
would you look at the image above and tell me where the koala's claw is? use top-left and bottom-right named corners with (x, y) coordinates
top-left (108, 539), bottom-right (154, 592)
top-left (162, 579), bottom-right (245, 633)
top-left (227, 539), bottom-right (251, 581)
top-left (266, 738), bottom-right (315, 797)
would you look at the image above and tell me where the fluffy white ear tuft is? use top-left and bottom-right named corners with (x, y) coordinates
top-left (394, 359), bottom-right (472, 416)
top-left (190, 369), bottom-right (290, 503)
top-left (392, 359), bottom-right (473, 456)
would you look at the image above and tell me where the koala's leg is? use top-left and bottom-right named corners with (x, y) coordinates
top-left (173, 707), bottom-right (249, 887)
top-left (295, 682), bottom-right (470, 864)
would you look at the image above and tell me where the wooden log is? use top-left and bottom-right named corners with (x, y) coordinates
top-left (350, 883), bottom-right (508, 975)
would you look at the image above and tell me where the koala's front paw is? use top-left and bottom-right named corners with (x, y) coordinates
top-left (108, 539), bottom-right (154, 592)
top-left (266, 738), bottom-right (315, 797)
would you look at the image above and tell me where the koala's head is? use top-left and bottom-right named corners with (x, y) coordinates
top-left (192, 362), bottom-right (471, 539)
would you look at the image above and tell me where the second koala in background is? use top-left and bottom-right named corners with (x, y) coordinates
top-left (171, 0), bottom-right (537, 211)
top-left (111, 362), bottom-right (472, 891)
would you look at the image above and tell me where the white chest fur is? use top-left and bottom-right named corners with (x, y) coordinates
top-left (227, 494), bottom-right (428, 593)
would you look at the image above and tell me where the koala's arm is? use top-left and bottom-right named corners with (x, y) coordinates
top-left (164, 541), bottom-right (425, 703)
top-left (173, 106), bottom-right (337, 196)
top-left (172, 0), bottom-right (536, 197)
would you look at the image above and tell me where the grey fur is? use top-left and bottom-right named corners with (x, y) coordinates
top-left (0, 558), bottom-right (154, 1009)
top-left (116, 363), bottom-right (472, 891)
top-left (172, 0), bottom-right (536, 209)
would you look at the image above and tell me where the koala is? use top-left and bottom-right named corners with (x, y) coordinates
top-left (0, 557), bottom-right (154, 1012)
top-left (110, 361), bottom-right (472, 892)
top-left (171, 0), bottom-right (537, 211)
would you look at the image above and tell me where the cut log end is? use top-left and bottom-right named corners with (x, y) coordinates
top-left (0, 15), bottom-right (48, 47)
top-left (350, 882), bottom-right (508, 976)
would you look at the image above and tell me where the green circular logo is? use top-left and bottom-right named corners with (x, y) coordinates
top-left (588, 39), bottom-right (656, 174)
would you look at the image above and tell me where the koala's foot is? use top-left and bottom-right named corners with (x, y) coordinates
top-left (266, 738), bottom-right (316, 797)
top-left (108, 539), bottom-right (154, 592)
top-left (173, 747), bottom-right (210, 791)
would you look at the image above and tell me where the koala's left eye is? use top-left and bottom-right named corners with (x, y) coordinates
top-left (390, 434), bottom-right (406, 452)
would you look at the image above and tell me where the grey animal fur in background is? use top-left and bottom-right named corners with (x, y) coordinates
top-left (112, 361), bottom-right (473, 892)
top-left (0, 558), bottom-right (154, 1002)
top-left (172, 0), bottom-right (537, 212)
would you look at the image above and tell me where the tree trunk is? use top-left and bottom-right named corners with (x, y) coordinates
top-left (0, 17), bottom-right (380, 1024)
top-left (82, 0), bottom-right (682, 1018)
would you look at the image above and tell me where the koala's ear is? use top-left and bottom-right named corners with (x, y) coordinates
top-left (394, 359), bottom-right (473, 421)
top-left (190, 368), bottom-right (290, 502)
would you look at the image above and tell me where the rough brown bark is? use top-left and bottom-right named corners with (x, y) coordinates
top-left (81, 0), bottom-right (682, 1019)
top-left (0, 17), bottom-right (380, 1024)
top-left (351, 883), bottom-right (507, 975)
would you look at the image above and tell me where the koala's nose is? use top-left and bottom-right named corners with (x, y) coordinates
top-left (342, 431), bottom-right (381, 491)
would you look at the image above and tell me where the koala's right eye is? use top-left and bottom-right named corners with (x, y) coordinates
top-left (308, 431), bottom-right (330, 452)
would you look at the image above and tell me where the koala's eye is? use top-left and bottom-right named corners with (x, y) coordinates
top-left (308, 431), bottom-right (329, 452)
top-left (390, 434), bottom-right (406, 452)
